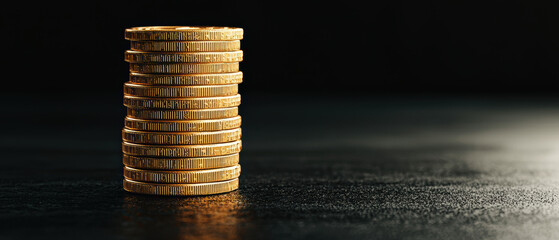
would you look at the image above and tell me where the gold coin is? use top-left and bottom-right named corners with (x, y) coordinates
top-left (123, 95), bottom-right (241, 109)
top-left (130, 62), bottom-right (239, 74)
top-left (129, 72), bottom-right (243, 85)
top-left (123, 165), bottom-right (241, 183)
top-left (126, 107), bottom-right (238, 120)
top-left (125, 50), bottom-right (243, 63)
top-left (125, 26), bottom-right (243, 41)
top-left (122, 140), bottom-right (242, 157)
top-left (124, 116), bottom-right (242, 132)
top-left (122, 128), bottom-right (242, 145)
top-left (123, 178), bottom-right (239, 196)
top-left (123, 153), bottom-right (240, 170)
top-left (130, 40), bottom-right (241, 52)
top-left (123, 83), bottom-right (238, 98)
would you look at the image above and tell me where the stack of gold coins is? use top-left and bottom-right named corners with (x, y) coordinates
top-left (121, 26), bottom-right (243, 196)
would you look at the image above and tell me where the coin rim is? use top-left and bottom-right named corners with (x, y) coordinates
top-left (123, 94), bottom-right (241, 109)
top-left (124, 116), bottom-right (242, 132)
top-left (122, 178), bottom-right (239, 196)
top-left (129, 62), bottom-right (239, 74)
top-left (130, 40), bottom-right (241, 52)
top-left (129, 72), bottom-right (243, 85)
top-left (126, 107), bottom-right (239, 120)
top-left (124, 26), bottom-right (243, 41)
top-left (122, 140), bottom-right (242, 157)
top-left (126, 26), bottom-right (243, 31)
top-left (122, 153), bottom-right (240, 170)
top-left (123, 165), bottom-right (241, 183)
top-left (124, 50), bottom-right (243, 63)
top-left (123, 83), bottom-right (239, 98)
top-left (121, 128), bottom-right (242, 145)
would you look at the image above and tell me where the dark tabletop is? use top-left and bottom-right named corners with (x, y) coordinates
top-left (2, 93), bottom-right (559, 240)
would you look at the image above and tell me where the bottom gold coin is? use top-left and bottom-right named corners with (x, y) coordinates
top-left (122, 153), bottom-right (239, 170)
top-left (123, 165), bottom-right (241, 183)
top-left (123, 178), bottom-right (239, 196)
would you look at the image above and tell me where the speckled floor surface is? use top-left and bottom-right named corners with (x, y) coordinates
top-left (2, 94), bottom-right (559, 240)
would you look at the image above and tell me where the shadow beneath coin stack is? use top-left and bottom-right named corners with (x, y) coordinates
top-left (117, 191), bottom-right (255, 240)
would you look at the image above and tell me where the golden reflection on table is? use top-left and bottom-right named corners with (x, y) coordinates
top-left (120, 191), bottom-right (247, 240)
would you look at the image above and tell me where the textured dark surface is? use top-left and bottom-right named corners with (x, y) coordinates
top-left (2, 94), bottom-right (559, 240)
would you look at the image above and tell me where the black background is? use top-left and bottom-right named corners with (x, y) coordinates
top-left (2, 0), bottom-right (559, 96)
top-left (3, 1), bottom-right (559, 239)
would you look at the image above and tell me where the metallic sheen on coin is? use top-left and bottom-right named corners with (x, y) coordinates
top-left (123, 178), bottom-right (239, 196)
top-left (125, 50), bottom-right (243, 63)
top-left (129, 62), bottom-right (239, 74)
top-left (126, 107), bottom-right (239, 120)
top-left (124, 95), bottom-right (241, 109)
top-left (130, 40), bottom-right (241, 52)
top-left (124, 26), bottom-right (243, 41)
top-left (122, 128), bottom-right (242, 145)
top-left (122, 140), bottom-right (242, 157)
top-left (122, 153), bottom-right (240, 170)
top-left (124, 116), bottom-right (242, 132)
top-left (129, 72), bottom-right (243, 85)
top-left (123, 83), bottom-right (238, 98)
top-left (123, 165), bottom-right (241, 183)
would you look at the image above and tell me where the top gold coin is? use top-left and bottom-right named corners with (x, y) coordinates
top-left (125, 26), bottom-right (243, 41)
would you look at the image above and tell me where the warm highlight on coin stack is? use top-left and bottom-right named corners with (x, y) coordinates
top-left (122, 26), bottom-right (243, 196)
